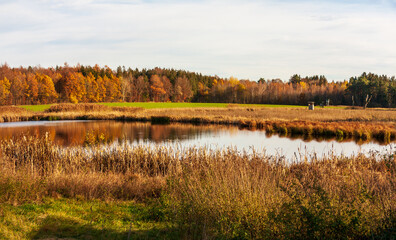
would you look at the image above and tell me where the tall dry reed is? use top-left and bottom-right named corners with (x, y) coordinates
top-left (167, 150), bottom-right (395, 239)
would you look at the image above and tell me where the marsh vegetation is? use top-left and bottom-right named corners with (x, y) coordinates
top-left (0, 135), bottom-right (395, 239)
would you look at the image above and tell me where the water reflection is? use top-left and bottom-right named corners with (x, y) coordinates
top-left (0, 120), bottom-right (222, 146)
top-left (0, 120), bottom-right (394, 159)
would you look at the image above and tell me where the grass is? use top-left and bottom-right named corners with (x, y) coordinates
top-left (0, 198), bottom-right (177, 239)
top-left (0, 135), bottom-right (395, 239)
top-left (19, 104), bottom-right (53, 112)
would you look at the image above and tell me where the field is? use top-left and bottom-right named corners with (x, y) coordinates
top-left (0, 103), bottom-right (395, 239)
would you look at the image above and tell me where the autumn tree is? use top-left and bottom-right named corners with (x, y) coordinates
top-left (133, 76), bottom-right (149, 102)
top-left (85, 72), bottom-right (99, 102)
top-left (174, 77), bottom-right (192, 102)
top-left (0, 77), bottom-right (11, 105)
top-left (96, 76), bottom-right (107, 102)
top-left (9, 71), bottom-right (28, 105)
top-left (35, 73), bottom-right (58, 104)
top-left (161, 76), bottom-right (173, 101)
top-left (150, 75), bottom-right (166, 102)
top-left (120, 73), bottom-right (133, 102)
top-left (104, 74), bottom-right (122, 102)
top-left (61, 72), bottom-right (86, 103)
top-left (26, 73), bottom-right (39, 104)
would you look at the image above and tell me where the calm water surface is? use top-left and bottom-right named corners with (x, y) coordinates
top-left (0, 120), bottom-right (394, 159)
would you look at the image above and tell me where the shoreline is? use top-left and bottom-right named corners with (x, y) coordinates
top-left (1, 104), bottom-right (396, 143)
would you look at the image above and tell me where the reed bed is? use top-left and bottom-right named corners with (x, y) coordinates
top-left (44, 103), bottom-right (143, 114)
top-left (0, 135), bottom-right (395, 239)
top-left (137, 106), bottom-right (396, 122)
top-left (0, 106), bottom-right (34, 122)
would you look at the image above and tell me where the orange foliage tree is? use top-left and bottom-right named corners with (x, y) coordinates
top-left (150, 75), bottom-right (166, 102)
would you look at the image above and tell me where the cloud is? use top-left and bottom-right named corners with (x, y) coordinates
top-left (0, 0), bottom-right (395, 81)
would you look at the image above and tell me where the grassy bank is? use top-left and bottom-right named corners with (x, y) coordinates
top-left (0, 135), bottom-right (395, 239)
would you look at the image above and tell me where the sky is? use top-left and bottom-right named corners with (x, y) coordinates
top-left (0, 0), bottom-right (395, 81)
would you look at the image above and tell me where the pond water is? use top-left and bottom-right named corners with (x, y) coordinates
top-left (0, 120), bottom-right (394, 159)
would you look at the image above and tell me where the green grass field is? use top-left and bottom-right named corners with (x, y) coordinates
top-left (0, 198), bottom-right (176, 240)
top-left (19, 104), bottom-right (54, 112)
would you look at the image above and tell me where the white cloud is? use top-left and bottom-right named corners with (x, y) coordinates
top-left (0, 0), bottom-right (395, 81)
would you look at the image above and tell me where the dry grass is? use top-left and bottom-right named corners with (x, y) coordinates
top-left (0, 135), bottom-right (176, 203)
top-left (0, 135), bottom-right (395, 239)
top-left (136, 106), bottom-right (396, 122)
top-left (0, 106), bottom-right (34, 123)
top-left (167, 150), bottom-right (396, 239)
top-left (136, 107), bottom-right (396, 143)
top-left (45, 103), bottom-right (142, 113)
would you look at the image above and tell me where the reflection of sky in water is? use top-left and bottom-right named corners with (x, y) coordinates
top-left (132, 128), bottom-right (395, 160)
top-left (0, 120), bottom-right (394, 160)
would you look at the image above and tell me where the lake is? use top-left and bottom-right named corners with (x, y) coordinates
top-left (0, 120), bottom-right (394, 160)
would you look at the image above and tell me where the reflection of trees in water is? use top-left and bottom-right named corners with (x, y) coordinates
top-left (0, 121), bottom-right (391, 146)
top-left (0, 121), bottom-right (227, 146)
top-left (148, 124), bottom-right (220, 143)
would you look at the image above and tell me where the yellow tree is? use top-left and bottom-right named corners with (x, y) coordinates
top-left (85, 72), bottom-right (99, 102)
top-left (63, 72), bottom-right (86, 103)
top-left (96, 76), bottom-right (107, 102)
top-left (0, 77), bottom-right (11, 105)
top-left (104, 74), bottom-right (122, 102)
top-left (35, 73), bottom-right (58, 104)
top-left (26, 73), bottom-right (39, 104)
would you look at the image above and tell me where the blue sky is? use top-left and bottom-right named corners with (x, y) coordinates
top-left (0, 0), bottom-right (395, 81)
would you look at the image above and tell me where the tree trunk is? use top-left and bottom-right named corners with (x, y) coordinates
top-left (363, 94), bottom-right (372, 109)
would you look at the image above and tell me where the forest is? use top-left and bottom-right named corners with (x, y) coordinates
top-left (0, 64), bottom-right (395, 107)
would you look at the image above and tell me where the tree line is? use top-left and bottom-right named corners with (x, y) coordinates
top-left (0, 64), bottom-right (395, 107)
